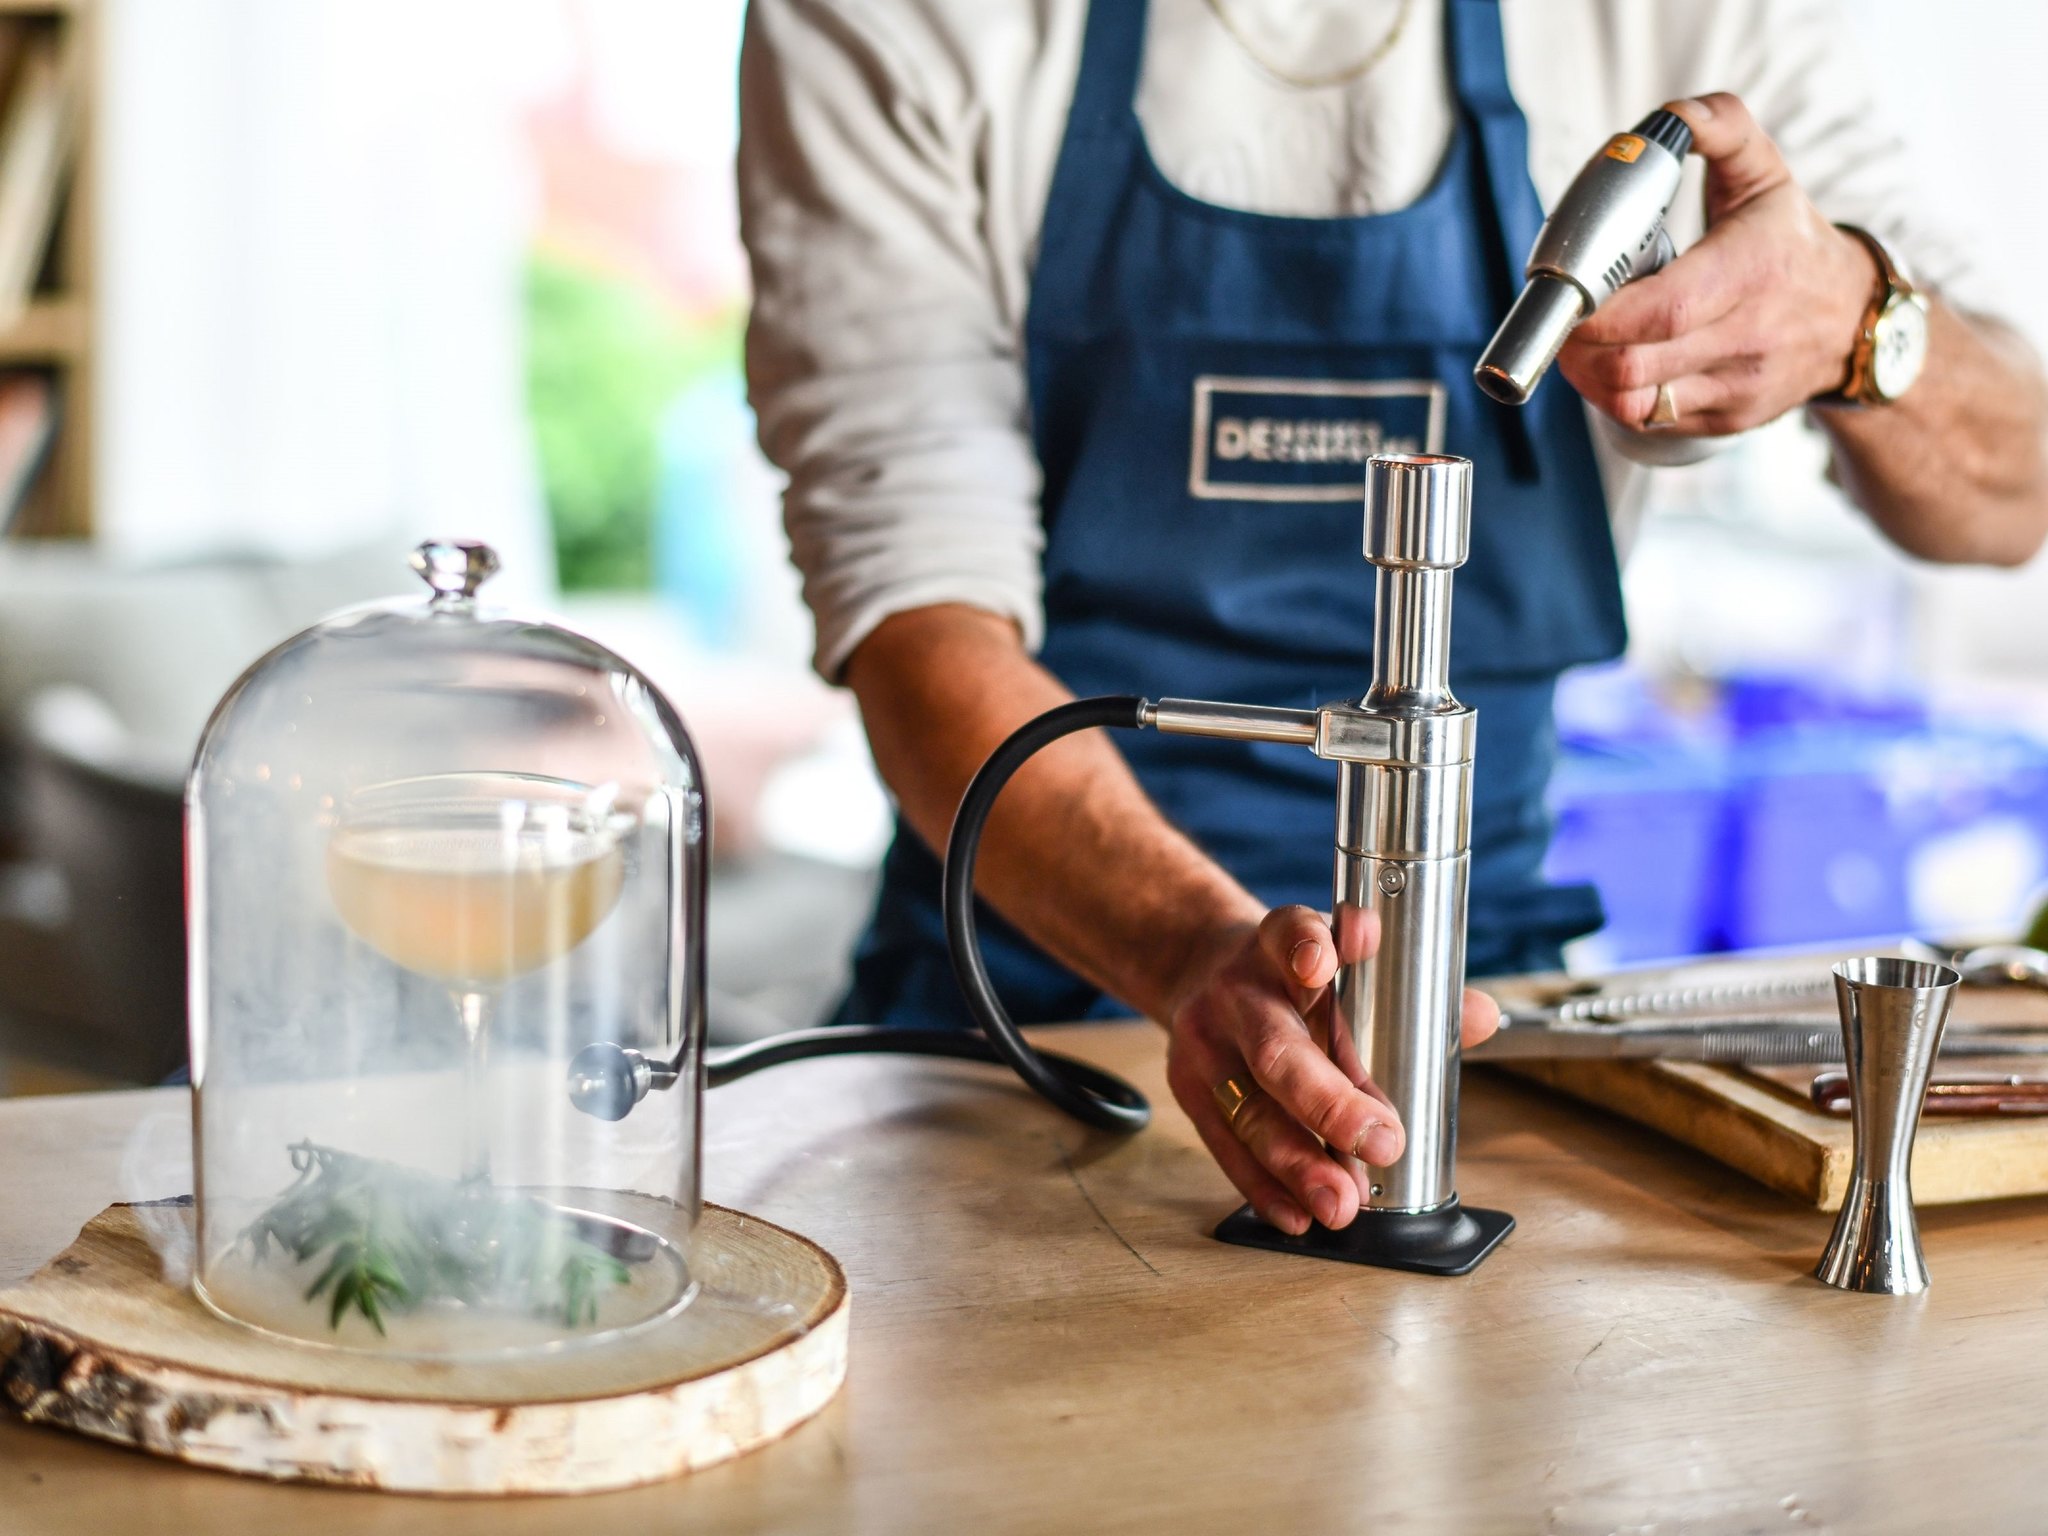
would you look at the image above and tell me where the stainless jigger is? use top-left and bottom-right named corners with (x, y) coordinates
top-left (1813, 956), bottom-right (1961, 1295)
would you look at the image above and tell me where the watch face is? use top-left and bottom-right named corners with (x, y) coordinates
top-left (1872, 295), bottom-right (1930, 401)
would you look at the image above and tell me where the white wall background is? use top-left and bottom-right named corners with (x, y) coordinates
top-left (1858, 0), bottom-right (2048, 682)
top-left (1858, 0), bottom-right (2048, 347)
top-left (93, 0), bottom-right (555, 600)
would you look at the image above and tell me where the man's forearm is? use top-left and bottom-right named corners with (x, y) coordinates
top-left (1817, 301), bottom-right (2048, 567)
top-left (843, 604), bottom-right (1262, 1023)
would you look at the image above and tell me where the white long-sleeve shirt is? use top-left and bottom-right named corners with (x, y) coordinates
top-left (740, 0), bottom-right (1990, 679)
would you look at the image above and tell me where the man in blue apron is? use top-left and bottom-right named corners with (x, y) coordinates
top-left (741, 1), bottom-right (2048, 1238)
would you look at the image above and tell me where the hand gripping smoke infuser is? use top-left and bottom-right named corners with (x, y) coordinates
top-left (943, 454), bottom-right (1512, 1274)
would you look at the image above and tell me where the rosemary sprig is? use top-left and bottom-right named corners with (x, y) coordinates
top-left (241, 1141), bottom-right (633, 1334)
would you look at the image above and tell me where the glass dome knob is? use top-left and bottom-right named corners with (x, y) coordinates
top-left (410, 539), bottom-right (501, 601)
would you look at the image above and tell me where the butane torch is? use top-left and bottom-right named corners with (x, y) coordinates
top-left (1474, 109), bottom-right (1694, 407)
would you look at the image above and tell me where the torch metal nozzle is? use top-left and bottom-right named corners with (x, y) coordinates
top-left (1474, 273), bottom-right (1587, 406)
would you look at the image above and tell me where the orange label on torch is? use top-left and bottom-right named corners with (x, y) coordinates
top-left (1604, 134), bottom-right (1647, 164)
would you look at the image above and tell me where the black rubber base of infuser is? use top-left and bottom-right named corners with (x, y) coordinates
top-left (1214, 1198), bottom-right (1515, 1276)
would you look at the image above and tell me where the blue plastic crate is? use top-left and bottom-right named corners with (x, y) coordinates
top-left (1545, 664), bottom-right (1728, 966)
top-left (1544, 736), bottom-right (1727, 966)
top-left (1716, 723), bottom-right (2048, 949)
top-left (1543, 668), bottom-right (2048, 962)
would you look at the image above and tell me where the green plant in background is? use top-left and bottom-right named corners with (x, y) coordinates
top-left (525, 250), bottom-right (744, 592)
top-left (2026, 892), bottom-right (2048, 953)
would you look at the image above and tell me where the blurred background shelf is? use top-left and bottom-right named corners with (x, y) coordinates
top-left (0, 0), bottom-right (90, 538)
top-left (0, 294), bottom-right (82, 358)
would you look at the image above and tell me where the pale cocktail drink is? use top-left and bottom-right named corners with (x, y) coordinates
top-left (327, 822), bottom-right (625, 987)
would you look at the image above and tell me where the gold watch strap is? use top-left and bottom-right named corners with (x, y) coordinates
top-left (1838, 223), bottom-right (1910, 297)
top-left (1824, 224), bottom-right (1914, 406)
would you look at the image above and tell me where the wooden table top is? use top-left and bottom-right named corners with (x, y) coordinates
top-left (4, 1023), bottom-right (2047, 1533)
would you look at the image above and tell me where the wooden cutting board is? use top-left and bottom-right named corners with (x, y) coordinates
top-left (1483, 950), bottom-right (2048, 1212)
top-left (0, 1197), bottom-right (847, 1496)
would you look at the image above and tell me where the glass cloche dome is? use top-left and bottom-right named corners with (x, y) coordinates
top-left (187, 540), bottom-right (707, 1358)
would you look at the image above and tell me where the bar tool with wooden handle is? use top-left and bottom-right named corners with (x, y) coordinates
top-left (1811, 1069), bottom-right (2048, 1116)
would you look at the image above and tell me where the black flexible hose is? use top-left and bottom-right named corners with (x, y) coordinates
top-left (941, 696), bottom-right (1153, 1133)
top-left (705, 1025), bottom-right (1145, 1114)
top-left (693, 697), bottom-right (1152, 1135)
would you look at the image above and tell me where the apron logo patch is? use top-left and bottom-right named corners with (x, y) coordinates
top-left (1188, 375), bottom-right (1447, 503)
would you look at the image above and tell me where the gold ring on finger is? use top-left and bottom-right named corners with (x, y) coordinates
top-left (1212, 1075), bottom-right (1259, 1130)
top-left (1645, 380), bottom-right (1680, 430)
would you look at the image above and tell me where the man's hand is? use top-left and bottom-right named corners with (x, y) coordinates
top-left (1558, 92), bottom-right (1875, 437)
top-left (1164, 905), bottom-right (1501, 1236)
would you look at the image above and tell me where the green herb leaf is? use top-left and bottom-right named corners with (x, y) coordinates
top-left (329, 1272), bottom-right (358, 1330)
top-left (242, 1142), bottom-right (643, 1335)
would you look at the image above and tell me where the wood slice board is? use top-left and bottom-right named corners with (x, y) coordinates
top-left (0, 1198), bottom-right (848, 1496)
top-left (1486, 948), bottom-right (2048, 1212)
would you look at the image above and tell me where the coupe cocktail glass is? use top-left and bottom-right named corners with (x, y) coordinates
top-left (327, 773), bottom-right (627, 1183)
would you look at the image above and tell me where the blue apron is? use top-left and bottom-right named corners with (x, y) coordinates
top-left (839, 0), bottom-right (1626, 1027)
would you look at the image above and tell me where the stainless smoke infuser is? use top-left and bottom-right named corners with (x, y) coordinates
top-left (1813, 956), bottom-right (1960, 1296)
top-left (1474, 109), bottom-right (1693, 407)
top-left (943, 453), bottom-right (1512, 1275)
top-left (575, 454), bottom-right (1507, 1271)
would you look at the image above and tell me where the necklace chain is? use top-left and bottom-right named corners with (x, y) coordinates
top-left (1201, 0), bottom-right (1417, 92)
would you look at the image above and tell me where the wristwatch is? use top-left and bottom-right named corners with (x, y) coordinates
top-left (1823, 224), bottom-right (1930, 406)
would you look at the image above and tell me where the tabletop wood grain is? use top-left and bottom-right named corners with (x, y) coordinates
top-left (4, 1024), bottom-right (2047, 1534)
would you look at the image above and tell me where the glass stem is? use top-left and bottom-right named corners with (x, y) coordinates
top-left (456, 990), bottom-right (491, 1184)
